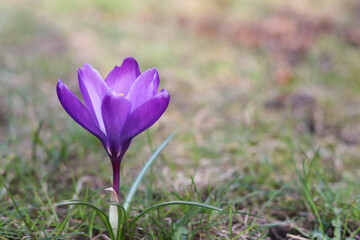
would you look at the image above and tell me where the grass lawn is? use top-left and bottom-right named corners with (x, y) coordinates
top-left (1, 0), bottom-right (360, 239)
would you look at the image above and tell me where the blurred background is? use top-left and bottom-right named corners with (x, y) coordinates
top-left (1, 0), bottom-right (360, 234)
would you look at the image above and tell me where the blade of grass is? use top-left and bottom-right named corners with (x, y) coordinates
top-left (53, 211), bottom-right (72, 236)
top-left (189, 209), bottom-right (206, 240)
top-left (129, 200), bottom-right (223, 229)
top-left (1, 181), bottom-right (37, 240)
top-left (249, 180), bottom-right (294, 228)
top-left (190, 174), bottom-right (201, 202)
top-left (88, 197), bottom-right (103, 238)
top-left (233, 224), bottom-right (257, 239)
top-left (229, 202), bottom-right (233, 239)
top-left (290, 146), bottom-right (325, 236)
top-left (41, 180), bottom-right (60, 224)
top-left (56, 200), bottom-right (115, 240)
top-left (123, 131), bottom-right (176, 213)
top-left (351, 225), bottom-right (360, 239)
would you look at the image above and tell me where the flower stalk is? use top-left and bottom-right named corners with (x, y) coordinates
top-left (111, 159), bottom-right (121, 199)
top-left (106, 187), bottom-right (120, 237)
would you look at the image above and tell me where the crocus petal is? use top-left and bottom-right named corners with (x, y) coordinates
top-left (101, 91), bottom-right (131, 158)
top-left (123, 89), bottom-right (169, 140)
top-left (105, 57), bottom-right (141, 95)
top-left (57, 79), bottom-right (106, 144)
top-left (127, 68), bottom-right (160, 111)
top-left (78, 64), bottom-right (107, 133)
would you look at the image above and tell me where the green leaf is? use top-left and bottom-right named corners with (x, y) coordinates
top-left (109, 202), bottom-right (127, 240)
top-left (56, 200), bottom-right (115, 239)
top-left (123, 131), bottom-right (176, 213)
top-left (1, 181), bottom-right (38, 239)
top-left (53, 212), bottom-right (72, 236)
top-left (129, 200), bottom-right (223, 229)
top-left (233, 224), bottom-right (257, 239)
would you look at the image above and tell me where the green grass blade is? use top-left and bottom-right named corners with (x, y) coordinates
top-left (233, 224), bottom-right (257, 239)
top-left (290, 146), bottom-right (325, 236)
top-left (53, 212), bottom-right (72, 236)
top-left (56, 200), bottom-right (115, 240)
top-left (123, 131), bottom-right (176, 213)
top-left (1, 181), bottom-right (37, 239)
top-left (88, 198), bottom-right (103, 238)
top-left (229, 202), bottom-right (233, 239)
top-left (351, 225), bottom-right (360, 239)
top-left (41, 181), bottom-right (60, 224)
top-left (129, 200), bottom-right (223, 228)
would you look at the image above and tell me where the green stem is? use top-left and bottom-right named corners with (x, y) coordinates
top-left (107, 188), bottom-right (119, 239)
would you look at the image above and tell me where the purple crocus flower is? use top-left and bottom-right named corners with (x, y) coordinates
top-left (57, 57), bottom-right (170, 198)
